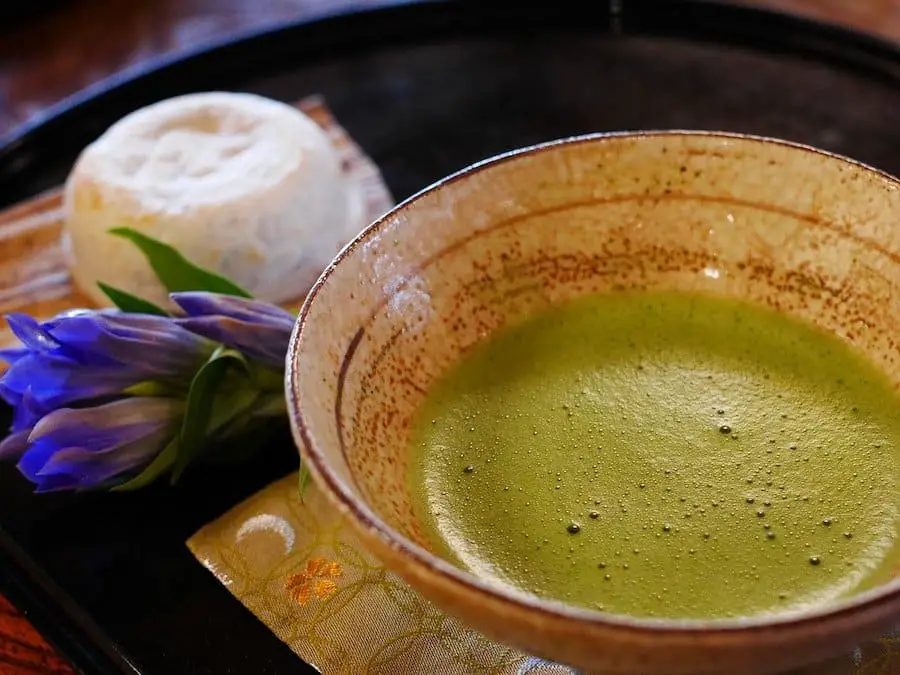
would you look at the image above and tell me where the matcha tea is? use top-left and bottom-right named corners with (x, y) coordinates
top-left (408, 290), bottom-right (900, 619)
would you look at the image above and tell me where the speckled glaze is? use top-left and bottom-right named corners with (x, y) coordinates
top-left (287, 132), bottom-right (900, 675)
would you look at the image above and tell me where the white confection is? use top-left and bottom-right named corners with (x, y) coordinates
top-left (62, 91), bottom-right (363, 307)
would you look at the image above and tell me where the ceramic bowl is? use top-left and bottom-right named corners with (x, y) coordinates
top-left (286, 132), bottom-right (900, 674)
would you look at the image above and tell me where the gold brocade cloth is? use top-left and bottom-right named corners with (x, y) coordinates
top-left (187, 474), bottom-right (899, 675)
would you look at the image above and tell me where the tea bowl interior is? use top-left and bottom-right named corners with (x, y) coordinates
top-left (287, 131), bottom-right (900, 674)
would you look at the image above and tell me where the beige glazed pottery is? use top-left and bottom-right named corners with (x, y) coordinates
top-left (287, 132), bottom-right (900, 675)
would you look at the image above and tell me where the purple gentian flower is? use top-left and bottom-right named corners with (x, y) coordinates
top-left (0, 294), bottom-right (293, 492)
top-left (171, 292), bottom-right (294, 368)
top-left (2, 397), bottom-right (183, 492)
top-left (0, 309), bottom-right (214, 491)
top-left (0, 311), bottom-right (212, 410)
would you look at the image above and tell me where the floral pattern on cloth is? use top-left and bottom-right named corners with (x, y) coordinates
top-left (188, 474), bottom-right (900, 675)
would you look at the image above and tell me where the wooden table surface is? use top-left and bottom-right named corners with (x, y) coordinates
top-left (0, 0), bottom-right (899, 672)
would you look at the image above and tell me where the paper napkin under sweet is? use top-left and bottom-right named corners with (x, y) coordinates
top-left (0, 95), bottom-right (393, 347)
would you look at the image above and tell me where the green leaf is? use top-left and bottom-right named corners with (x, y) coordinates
top-left (207, 382), bottom-right (259, 436)
top-left (97, 282), bottom-right (169, 316)
top-left (111, 438), bottom-right (180, 491)
top-left (171, 347), bottom-right (249, 484)
top-left (298, 463), bottom-right (311, 501)
top-left (110, 227), bottom-right (252, 297)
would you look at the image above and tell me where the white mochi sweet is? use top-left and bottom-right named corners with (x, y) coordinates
top-left (62, 91), bottom-right (363, 307)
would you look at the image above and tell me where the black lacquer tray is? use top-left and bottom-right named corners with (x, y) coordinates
top-left (1, 2), bottom-right (900, 673)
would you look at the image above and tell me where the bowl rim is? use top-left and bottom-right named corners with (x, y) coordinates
top-left (287, 129), bottom-right (900, 634)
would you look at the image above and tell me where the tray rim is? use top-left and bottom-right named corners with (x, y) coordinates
top-left (4, 0), bottom-right (900, 185)
top-left (2, 1), bottom-right (900, 673)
